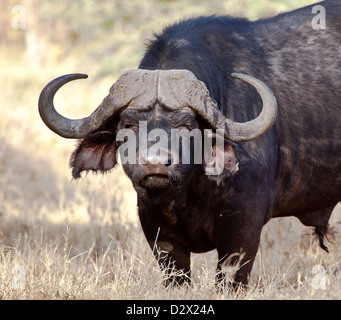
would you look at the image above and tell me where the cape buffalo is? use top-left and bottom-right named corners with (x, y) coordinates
top-left (39, 0), bottom-right (341, 288)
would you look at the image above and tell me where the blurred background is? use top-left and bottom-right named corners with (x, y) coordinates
top-left (1, 0), bottom-right (339, 299)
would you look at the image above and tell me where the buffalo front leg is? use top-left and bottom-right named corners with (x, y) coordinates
top-left (214, 215), bottom-right (263, 290)
top-left (139, 211), bottom-right (191, 286)
top-left (150, 238), bottom-right (191, 286)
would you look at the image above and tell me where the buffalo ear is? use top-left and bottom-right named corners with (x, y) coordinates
top-left (205, 142), bottom-right (239, 175)
top-left (222, 144), bottom-right (239, 173)
top-left (70, 132), bottom-right (117, 179)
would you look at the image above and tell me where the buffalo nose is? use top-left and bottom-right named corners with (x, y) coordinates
top-left (139, 149), bottom-right (173, 167)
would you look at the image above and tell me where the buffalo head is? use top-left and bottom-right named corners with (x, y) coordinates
top-left (38, 69), bottom-right (277, 200)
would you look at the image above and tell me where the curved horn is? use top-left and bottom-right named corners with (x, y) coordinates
top-left (157, 70), bottom-right (277, 142)
top-left (227, 73), bottom-right (278, 142)
top-left (38, 73), bottom-right (95, 139)
top-left (38, 70), bottom-right (158, 139)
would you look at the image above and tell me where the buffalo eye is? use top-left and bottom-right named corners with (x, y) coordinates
top-left (121, 119), bottom-right (139, 130)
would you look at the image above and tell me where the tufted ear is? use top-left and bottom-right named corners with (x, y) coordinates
top-left (204, 142), bottom-right (239, 176)
top-left (70, 131), bottom-right (117, 179)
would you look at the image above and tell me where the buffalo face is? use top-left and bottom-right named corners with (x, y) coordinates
top-left (116, 106), bottom-right (199, 195)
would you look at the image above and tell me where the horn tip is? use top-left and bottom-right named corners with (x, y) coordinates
top-left (74, 73), bottom-right (88, 79)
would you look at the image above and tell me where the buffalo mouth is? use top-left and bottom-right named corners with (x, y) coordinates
top-left (141, 173), bottom-right (171, 190)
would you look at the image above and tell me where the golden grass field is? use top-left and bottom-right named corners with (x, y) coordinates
top-left (0, 0), bottom-right (340, 299)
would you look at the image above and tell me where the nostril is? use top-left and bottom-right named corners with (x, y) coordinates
top-left (138, 154), bottom-right (148, 166)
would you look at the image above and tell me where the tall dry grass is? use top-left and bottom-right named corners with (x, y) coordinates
top-left (0, 0), bottom-right (340, 299)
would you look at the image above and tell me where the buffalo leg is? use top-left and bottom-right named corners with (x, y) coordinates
top-left (139, 210), bottom-right (191, 286)
top-left (214, 215), bottom-right (263, 289)
top-left (151, 240), bottom-right (191, 286)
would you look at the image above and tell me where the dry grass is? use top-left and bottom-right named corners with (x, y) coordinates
top-left (1, 0), bottom-right (340, 300)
